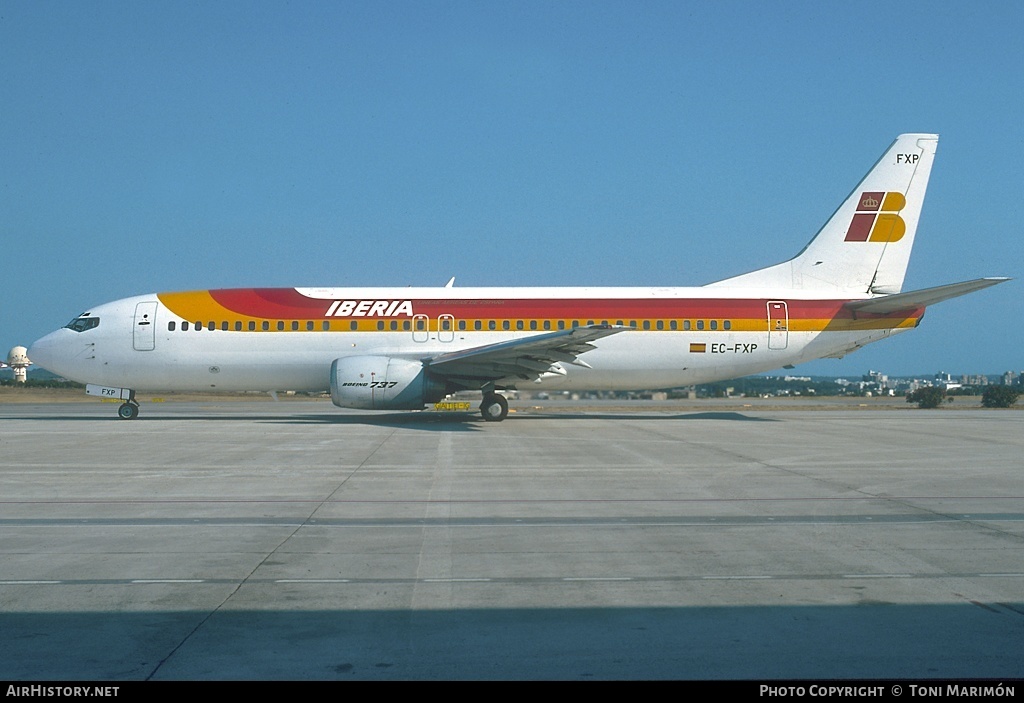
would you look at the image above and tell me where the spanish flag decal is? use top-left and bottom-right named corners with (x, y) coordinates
top-left (689, 343), bottom-right (707, 353)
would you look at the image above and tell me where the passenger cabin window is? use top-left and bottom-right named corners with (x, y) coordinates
top-left (182, 321), bottom-right (190, 331)
top-left (168, 321), bottom-right (176, 331)
top-left (248, 321), bottom-right (256, 331)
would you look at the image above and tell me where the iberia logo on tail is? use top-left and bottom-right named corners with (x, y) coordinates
top-left (845, 191), bottom-right (906, 242)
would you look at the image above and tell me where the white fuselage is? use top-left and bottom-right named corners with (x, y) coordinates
top-left (28, 286), bottom-right (913, 394)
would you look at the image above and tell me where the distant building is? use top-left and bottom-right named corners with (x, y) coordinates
top-left (864, 370), bottom-right (888, 385)
top-left (859, 369), bottom-right (892, 395)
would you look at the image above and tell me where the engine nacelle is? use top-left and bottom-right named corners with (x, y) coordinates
top-left (330, 356), bottom-right (448, 410)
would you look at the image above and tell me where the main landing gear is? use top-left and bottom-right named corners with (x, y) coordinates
top-left (479, 392), bottom-right (508, 422)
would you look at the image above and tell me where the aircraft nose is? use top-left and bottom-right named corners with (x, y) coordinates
top-left (28, 330), bottom-right (65, 374)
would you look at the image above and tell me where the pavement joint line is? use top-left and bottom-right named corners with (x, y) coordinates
top-left (702, 576), bottom-right (773, 580)
top-left (842, 574), bottom-right (913, 579)
top-left (0, 573), bottom-right (1022, 586)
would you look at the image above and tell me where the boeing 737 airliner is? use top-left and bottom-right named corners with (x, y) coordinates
top-left (29, 134), bottom-right (1008, 421)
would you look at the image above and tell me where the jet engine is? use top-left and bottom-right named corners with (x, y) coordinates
top-left (330, 356), bottom-right (448, 410)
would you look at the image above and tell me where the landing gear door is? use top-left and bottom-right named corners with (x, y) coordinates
top-left (767, 301), bottom-right (789, 350)
top-left (133, 301), bottom-right (158, 351)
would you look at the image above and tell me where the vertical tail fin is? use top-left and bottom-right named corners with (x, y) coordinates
top-left (708, 133), bottom-right (938, 294)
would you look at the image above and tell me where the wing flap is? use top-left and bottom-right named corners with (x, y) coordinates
top-left (425, 325), bottom-right (625, 385)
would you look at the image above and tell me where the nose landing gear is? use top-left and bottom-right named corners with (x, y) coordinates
top-left (117, 400), bottom-right (140, 420)
top-left (85, 384), bottom-right (140, 420)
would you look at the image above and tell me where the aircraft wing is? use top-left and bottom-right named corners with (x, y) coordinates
top-left (845, 277), bottom-right (1010, 314)
top-left (424, 325), bottom-right (626, 384)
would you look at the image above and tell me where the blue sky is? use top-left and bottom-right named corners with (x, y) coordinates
top-left (2, 1), bottom-right (1021, 378)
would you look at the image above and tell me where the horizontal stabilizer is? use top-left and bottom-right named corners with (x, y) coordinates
top-left (844, 277), bottom-right (1010, 314)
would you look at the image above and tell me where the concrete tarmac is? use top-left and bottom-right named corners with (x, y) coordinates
top-left (1, 398), bottom-right (1021, 680)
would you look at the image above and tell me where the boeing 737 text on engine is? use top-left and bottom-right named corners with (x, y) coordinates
top-left (29, 134), bottom-right (1009, 421)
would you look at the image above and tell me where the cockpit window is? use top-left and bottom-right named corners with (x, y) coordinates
top-left (64, 316), bottom-right (100, 333)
